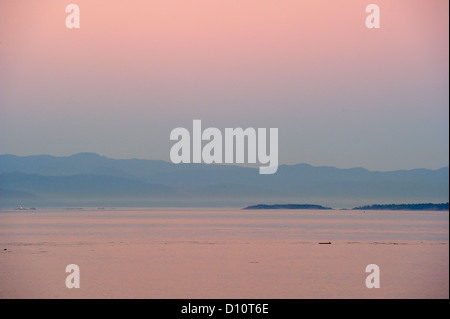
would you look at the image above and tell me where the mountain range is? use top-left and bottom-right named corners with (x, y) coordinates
top-left (0, 153), bottom-right (448, 208)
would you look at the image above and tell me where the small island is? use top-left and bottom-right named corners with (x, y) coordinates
top-left (243, 204), bottom-right (332, 210)
top-left (353, 203), bottom-right (449, 211)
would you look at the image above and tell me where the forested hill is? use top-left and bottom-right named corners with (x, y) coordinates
top-left (353, 203), bottom-right (449, 211)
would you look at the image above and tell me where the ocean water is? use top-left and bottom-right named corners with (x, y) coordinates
top-left (0, 208), bottom-right (448, 298)
top-left (1, 208), bottom-right (447, 242)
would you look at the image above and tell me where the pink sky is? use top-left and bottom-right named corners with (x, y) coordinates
top-left (0, 0), bottom-right (448, 170)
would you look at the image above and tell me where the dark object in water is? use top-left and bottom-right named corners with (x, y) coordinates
top-left (319, 242), bottom-right (331, 245)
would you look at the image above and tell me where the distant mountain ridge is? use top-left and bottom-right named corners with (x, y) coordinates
top-left (0, 153), bottom-right (448, 208)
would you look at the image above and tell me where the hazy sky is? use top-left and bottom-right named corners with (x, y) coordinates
top-left (0, 0), bottom-right (448, 171)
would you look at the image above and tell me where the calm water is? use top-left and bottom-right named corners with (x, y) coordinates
top-left (0, 208), bottom-right (448, 298)
top-left (0, 208), bottom-right (448, 242)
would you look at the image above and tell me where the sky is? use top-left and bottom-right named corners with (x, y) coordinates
top-left (0, 0), bottom-right (448, 171)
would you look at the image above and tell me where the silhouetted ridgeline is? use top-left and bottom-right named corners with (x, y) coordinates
top-left (353, 203), bottom-right (449, 211)
top-left (0, 153), bottom-right (448, 207)
top-left (243, 204), bottom-right (332, 210)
